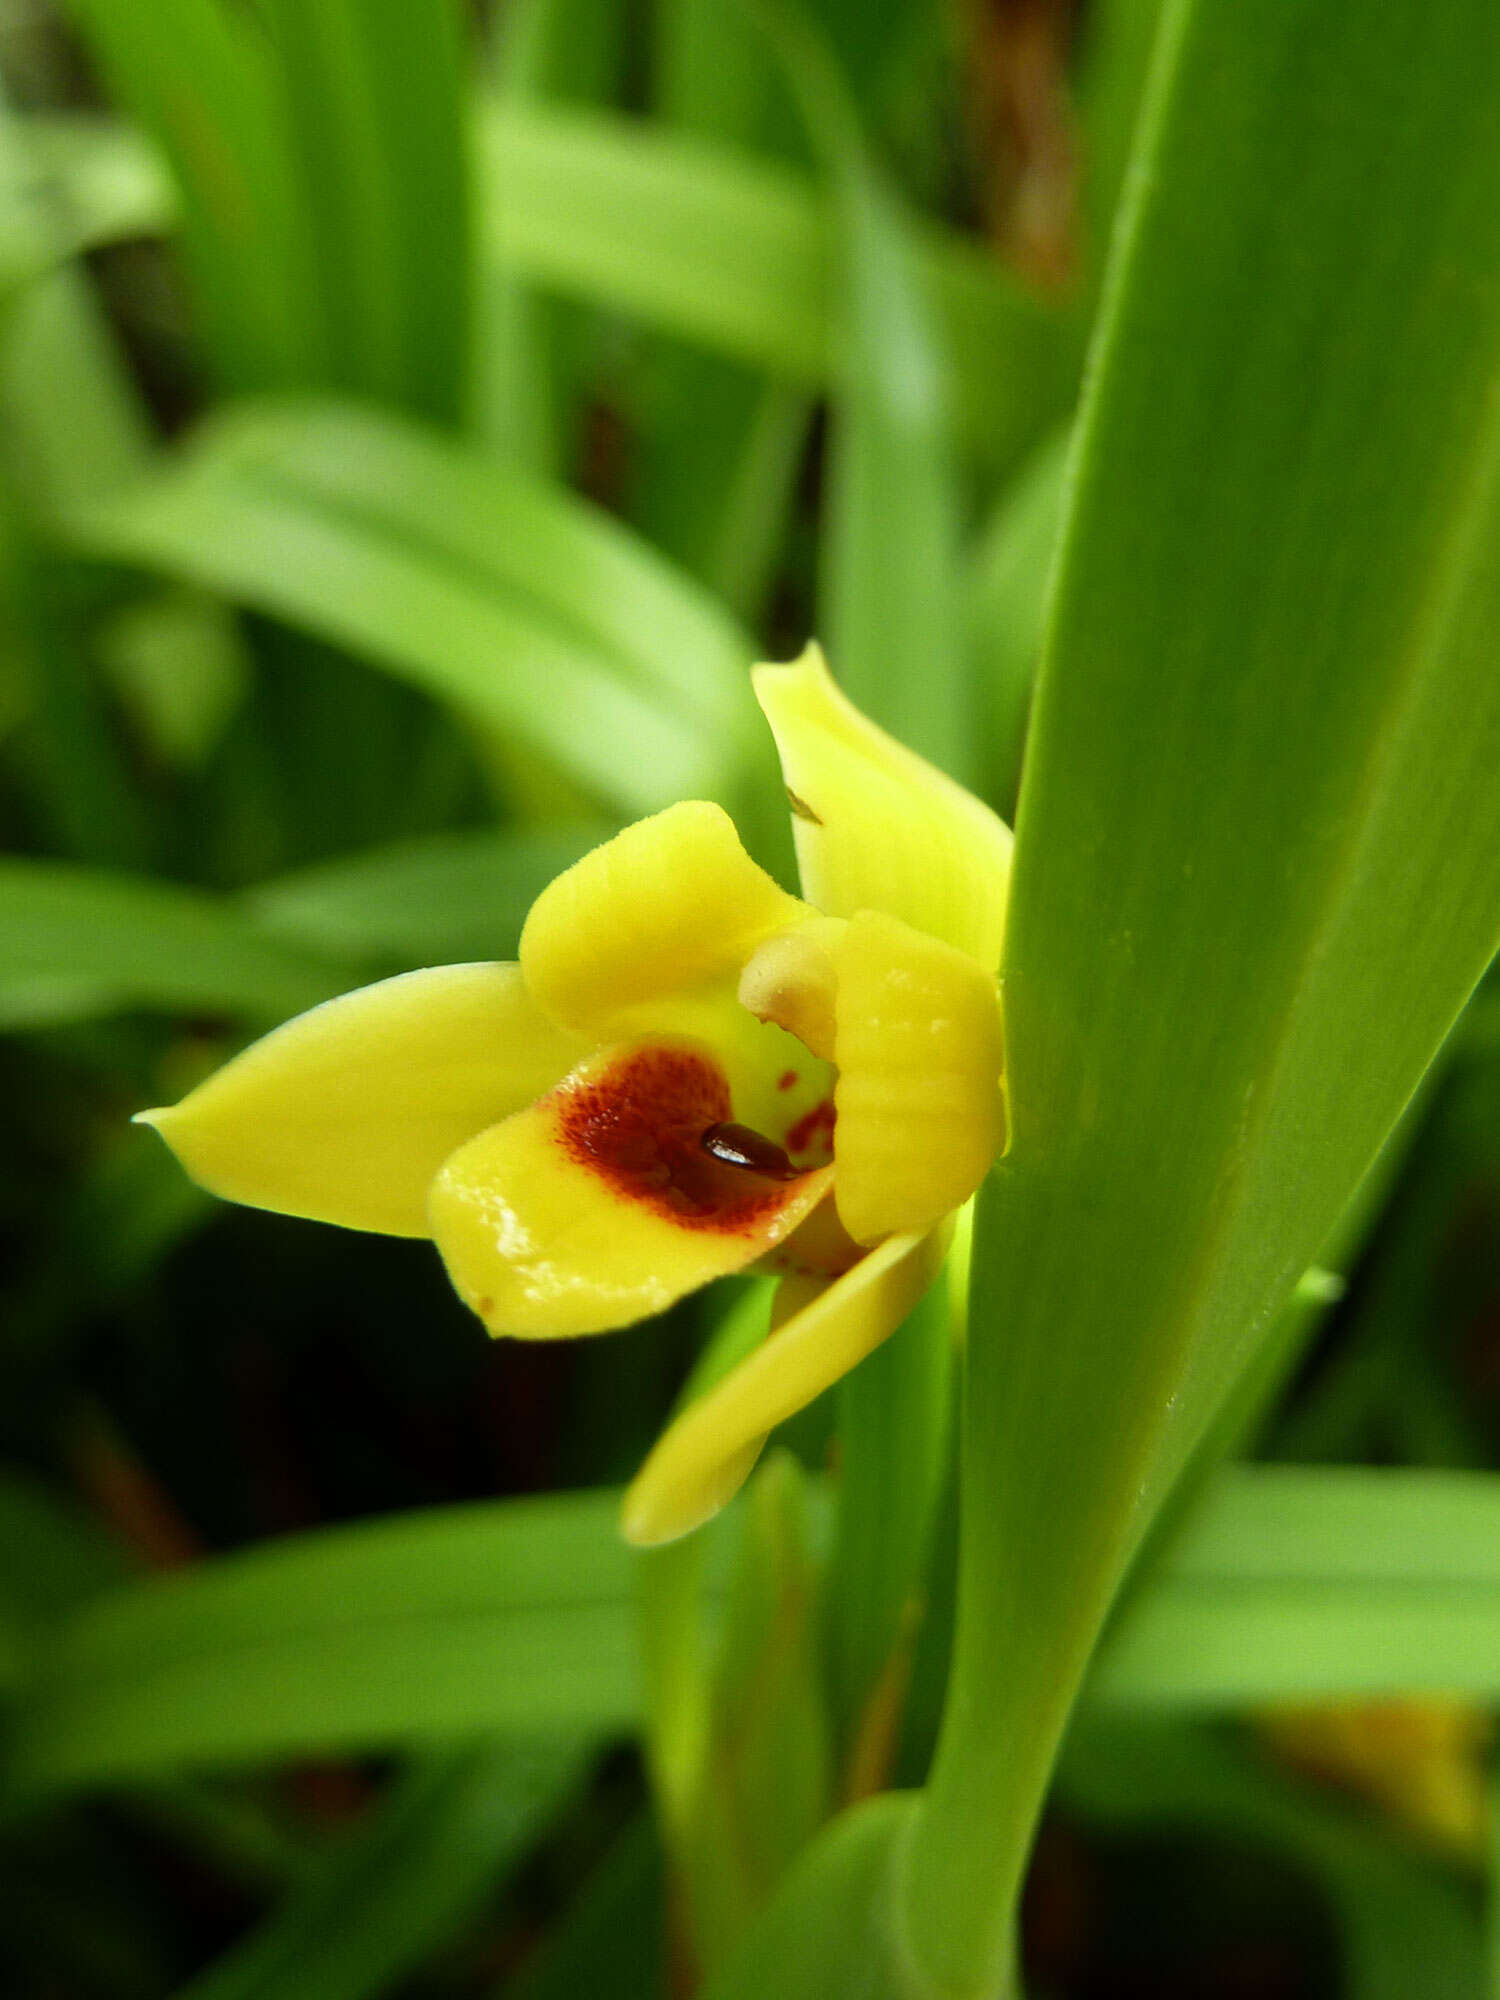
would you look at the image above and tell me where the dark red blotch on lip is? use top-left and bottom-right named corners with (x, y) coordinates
top-left (557, 1046), bottom-right (813, 1233)
top-left (786, 1095), bottom-right (836, 1163)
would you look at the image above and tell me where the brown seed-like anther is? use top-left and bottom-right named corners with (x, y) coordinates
top-left (699, 1121), bottom-right (801, 1181)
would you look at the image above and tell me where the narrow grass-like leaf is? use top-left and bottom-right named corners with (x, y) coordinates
top-left (772, 14), bottom-right (968, 781)
top-left (20, 104), bottom-right (1073, 465)
top-left (905, 3), bottom-right (1500, 1984)
top-left (186, 401), bottom-right (752, 737)
top-left (1095, 1467), bottom-right (1500, 1708)
top-left (0, 861), bottom-right (346, 1024)
top-left (15, 1469), bottom-right (1500, 1800)
top-left (481, 102), bottom-right (1073, 465)
top-left (6, 1492), bottom-right (642, 1792)
top-left (55, 401), bottom-right (741, 812)
top-left (1060, 1716), bottom-right (1483, 2000)
top-left (630, 2), bottom-right (810, 624)
top-left (244, 824), bottom-right (612, 968)
top-left (59, 0), bottom-right (316, 390)
top-left (477, 0), bottom-right (623, 473)
top-left (260, 0), bottom-right (470, 423)
top-left (967, 427), bottom-right (1068, 815)
top-left (500, 1815), bottom-right (664, 2000)
top-left (175, 1742), bottom-right (585, 2000)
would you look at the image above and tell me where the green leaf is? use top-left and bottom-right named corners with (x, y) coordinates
top-left (0, 1472), bottom-right (130, 1627)
top-left (6, 1491), bottom-right (640, 1793)
top-left (19, 1464), bottom-right (1500, 1809)
top-left (12, 112), bottom-right (172, 261)
top-left (174, 1742), bottom-right (586, 2000)
top-left (966, 427), bottom-right (1068, 816)
top-left (56, 399), bottom-right (750, 813)
top-left (702, 1793), bottom-right (927, 2000)
top-left (827, 1283), bottom-right (950, 1781)
top-left (1095, 1467), bottom-right (1500, 1708)
top-left (687, 1450), bottom-right (832, 1972)
top-left (0, 860), bottom-right (347, 1025)
top-left (500, 1814), bottom-right (664, 2000)
top-left (773, 14), bottom-right (967, 781)
top-left (96, 589), bottom-right (249, 769)
top-left (16, 103), bottom-right (1073, 465)
top-left (58, 0), bottom-right (318, 391)
top-left (906, 0), bottom-right (1500, 1988)
top-left (480, 102), bottom-right (1072, 465)
top-left (477, 0), bottom-right (625, 475)
top-left (259, 0), bottom-right (471, 422)
top-left (244, 823), bottom-right (613, 968)
top-left (1060, 1715), bottom-right (1483, 2000)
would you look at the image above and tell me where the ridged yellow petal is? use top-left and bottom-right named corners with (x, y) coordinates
top-left (831, 911), bottom-right (1004, 1247)
top-left (753, 644), bottom-right (1014, 970)
top-left (429, 1038), bottom-right (834, 1339)
top-left (520, 801), bottom-right (811, 1035)
top-left (620, 1223), bottom-right (951, 1546)
top-left (137, 963), bottom-right (589, 1236)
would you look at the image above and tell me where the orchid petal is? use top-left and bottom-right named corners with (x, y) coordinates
top-left (753, 644), bottom-right (1013, 970)
top-left (620, 1222), bottom-right (951, 1545)
top-left (520, 801), bottom-right (811, 1036)
top-left (138, 963), bottom-right (588, 1237)
top-left (429, 1038), bottom-right (834, 1339)
top-left (831, 910), bottom-right (1005, 1247)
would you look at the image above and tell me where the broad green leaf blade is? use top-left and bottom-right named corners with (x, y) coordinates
top-left (1060, 1716), bottom-right (1483, 2000)
top-left (909, 0), bottom-right (1500, 1989)
top-left (261, 0), bottom-right (471, 423)
top-left (6, 1492), bottom-right (639, 1793)
top-left (175, 1743), bottom-right (585, 2000)
top-left (0, 861), bottom-right (347, 1025)
top-left (58, 0), bottom-right (317, 391)
top-left (55, 400), bottom-right (744, 813)
top-left (1095, 1467), bottom-right (1500, 1707)
top-left (244, 824), bottom-right (612, 968)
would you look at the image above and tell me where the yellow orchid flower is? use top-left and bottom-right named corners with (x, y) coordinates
top-left (137, 645), bottom-right (1012, 1544)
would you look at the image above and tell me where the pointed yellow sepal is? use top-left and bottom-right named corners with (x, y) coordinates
top-left (753, 644), bottom-right (1014, 972)
top-left (620, 1221), bottom-right (951, 1545)
top-left (830, 910), bottom-right (1005, 1246)
top-left (137, 963), bottom-right (589, 1236)
top-left (429, 1038), bottom-right (834, 1339)
top-left (520, 800), bottom-right (811, 1036)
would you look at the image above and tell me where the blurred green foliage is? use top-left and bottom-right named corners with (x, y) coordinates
top-left (0, 1), bottom-right (1496, 1996)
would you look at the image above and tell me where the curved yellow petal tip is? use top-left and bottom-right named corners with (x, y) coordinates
top-left (430, 1038), bottom-right (835, 1340)
top-left (138, 963), bottom-right (587, 1237)
top-left (753, 643), bottom-right (1014, 972)
top-left (619, 1222), bottom-right (951, 1545)
top-left (520, 800), bottom-right (809, 1036)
